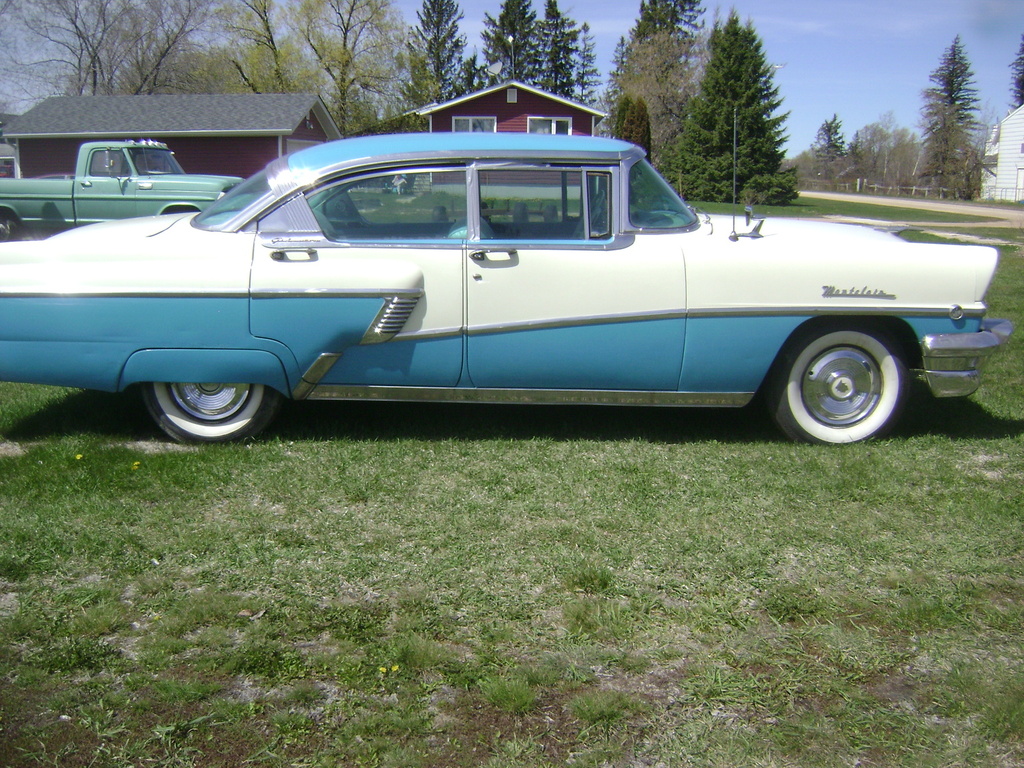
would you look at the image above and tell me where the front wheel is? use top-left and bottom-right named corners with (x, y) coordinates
top-left (767, 326), bottom-right (908, 444)
top-left (0, 213), bottom-right (19, 242)
top-left (142, 382), bottom-right (282, 443)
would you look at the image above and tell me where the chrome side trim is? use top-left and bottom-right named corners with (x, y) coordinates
top-left (303, 385), bottom-right (753, 408)
top-left (361, 294), bottom-right (423, 344)
top-left (686, 305), bottom-right (988, 319)
top-left (293, 353), bottom-right (342, 400)
top-left (0, 290), bottom-right (247, 299)
top-left (467, 309), bottom-right (687, 336)
top-left (250, 288), bottom-right (413, 300)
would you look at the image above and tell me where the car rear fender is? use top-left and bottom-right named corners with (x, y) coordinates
top-left (119, 349), bottom-right (291, 396)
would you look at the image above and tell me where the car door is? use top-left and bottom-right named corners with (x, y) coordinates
top-left (74, 147), bottom-right (137, 225)
top-left (249, 167), bottom-right (468, 394)
top-left (465, 166), bottom-right (687, 391)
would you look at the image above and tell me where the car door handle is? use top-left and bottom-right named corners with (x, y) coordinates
top-left (270, 248), bottom-right (318, 262)
top-left (470, 249), bottom-right (517, 262)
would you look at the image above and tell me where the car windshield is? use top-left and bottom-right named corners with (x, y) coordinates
top-left (193, 172), bottom-right (272, 229)
top-left (628, 160), bottom-right (698, 230)
top-left (128, 147), bottom-right (184, 175)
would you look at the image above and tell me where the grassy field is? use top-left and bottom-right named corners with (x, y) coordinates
top-left (1, 204), bottom-right (1022, 767)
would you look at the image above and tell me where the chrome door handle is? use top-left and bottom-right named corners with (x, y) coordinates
top-left (270, 248), bottom-right (318, 262)
top-left (470, 249), bottom-right (517, 262)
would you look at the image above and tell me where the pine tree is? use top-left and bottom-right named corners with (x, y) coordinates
top-left (812, 114), bottom-right (846, 162)
top-left (575, 23), bottom-right (600, 104)
top-left (412, 0), bottom-right (467, 102)
top-left (481, 0), bottom-right (539, 83)
top-left (1011, 33), bottom-right (1024, 109)
top-left (667, 11), bottom-right (795, 204)
top-left (921, 36), bottom-right (980, 199)
top-left (811, 114), bottom-right (847, 182)
top-left (538, 0), bottom-right (579, 98)
top-left (633, 0), bottom-right (704, 42)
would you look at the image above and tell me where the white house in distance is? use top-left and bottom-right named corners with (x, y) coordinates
top-left (982, 104), bottom-right (1024, 201)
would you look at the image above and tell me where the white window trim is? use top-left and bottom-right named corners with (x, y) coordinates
top-left (452, 116), bottom-right (497, 132)
top-left (527, 116), bottom-right (573, 135)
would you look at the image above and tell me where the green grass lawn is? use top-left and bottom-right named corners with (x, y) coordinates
top-left (693, 195), bottom-right (1015, 225)
top-left (0, 218), bottom-right (1022, 766)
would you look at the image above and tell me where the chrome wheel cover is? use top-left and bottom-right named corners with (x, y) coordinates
top-left (801, 347), bottom-right (881, 427)
top-left (168, 383), bottom-right (250, 421)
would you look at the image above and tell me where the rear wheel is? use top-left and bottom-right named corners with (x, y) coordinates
top-left (142, 382), bottom-right (282, 442)
top-left (768, 326), bottom-right (908, 444)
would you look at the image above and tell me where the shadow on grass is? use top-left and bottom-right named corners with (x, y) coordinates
top-left (2, 388), bottom-right (153, 442)
top-left (4, 384), bottom-right (1021, 445)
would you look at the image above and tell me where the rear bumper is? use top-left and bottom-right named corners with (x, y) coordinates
top-left (919, 318), bottom-right (1014, 397)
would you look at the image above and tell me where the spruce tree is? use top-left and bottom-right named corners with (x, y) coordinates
top-left (412, 0), bottom-right (468, 102)
top-left (811, 114), bottom-right (847, 181)
top-left (481, 0), bottom-right (539, 83)
top-left (921, 36), bottom-right (980, 199)
top-left (668, 11), bottom-right (795, 204)
top-left (1011, 33), bottom-right (1024, 109)
top-left (633, 0), bottom-right (704, 42)
top-left (575, 23), bottom-right (601, 104)
top-left (538, 0), bottom-right (579, 98)
top-left (812, 114), bottom-right (846, 162)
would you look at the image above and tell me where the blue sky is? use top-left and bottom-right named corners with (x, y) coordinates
top-left (396, 0), bottom-right (1024, 156)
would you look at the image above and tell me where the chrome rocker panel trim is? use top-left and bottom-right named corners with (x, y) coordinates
top-left (300, 385), bottom-right (754, 408)
top-left (919, 317), bottom-right (1014, 397)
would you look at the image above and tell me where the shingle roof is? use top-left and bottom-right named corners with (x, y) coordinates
top-left (3, 94), bottom-right (339, 139)
top-left (415, 80), bottom-right (605, 118)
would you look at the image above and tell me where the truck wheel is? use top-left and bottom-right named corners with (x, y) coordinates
top-left (0, 214), bottom-right (18, 242)
top-left (142, 382), bottom-right (282, 443)
top-left (767, 325), bottom-right (908, 444)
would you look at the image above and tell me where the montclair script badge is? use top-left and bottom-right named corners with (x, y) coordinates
top-left (822, 285), bottom-right (897, 300)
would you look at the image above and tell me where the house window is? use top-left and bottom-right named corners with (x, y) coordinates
top-left (527, 117), bottom-right (571, 135)
top-left (453, 116), bottom-right (496, 132)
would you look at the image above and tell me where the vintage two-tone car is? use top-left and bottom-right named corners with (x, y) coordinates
top-left (0, 133), bottom-right (1013, 443)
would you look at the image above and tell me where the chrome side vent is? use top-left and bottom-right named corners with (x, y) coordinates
top-left (361, 293), bottom-right (422, 344)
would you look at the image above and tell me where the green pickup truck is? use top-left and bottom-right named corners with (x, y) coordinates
top-left (0, 140), bottom-right (241, 241)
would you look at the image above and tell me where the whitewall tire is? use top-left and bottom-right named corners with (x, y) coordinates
top-left (142, 382), bottom-right (282, 443)
top-left (768, 326), bottom-right (908, 444)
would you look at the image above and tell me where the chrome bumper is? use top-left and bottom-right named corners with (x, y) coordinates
top-left (920, 318), bottom-right (1014, 397)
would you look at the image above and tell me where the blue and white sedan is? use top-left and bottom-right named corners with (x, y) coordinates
top-left (0, 133), bottom-right (1013, 443)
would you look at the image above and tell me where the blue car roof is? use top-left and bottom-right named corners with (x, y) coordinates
top-left (286, 133), bottom-right (638, 178)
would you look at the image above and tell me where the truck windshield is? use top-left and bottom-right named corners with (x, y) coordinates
top-left (128, 148), bottom-right (185, 175)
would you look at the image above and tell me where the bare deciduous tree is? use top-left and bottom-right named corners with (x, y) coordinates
top-left (293, 0), bottom-right (407, 134)
top-left (15, 0), bottom-right (216, 96)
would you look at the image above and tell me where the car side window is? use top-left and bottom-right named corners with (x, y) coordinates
top-left (587, 172), bottom-right (612, 239)
top-left (306, 169), bottom-right (467, 242)
top-left (478, 169), bottom-right (591, 241)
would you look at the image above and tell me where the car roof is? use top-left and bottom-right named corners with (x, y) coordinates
top-left (286, 133), bottom-right (639, 179)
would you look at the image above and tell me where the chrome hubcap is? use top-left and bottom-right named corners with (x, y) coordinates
top-left (169, 383), bottom-right (250, 421)
top-left (802, 348), bottom-right (881, 426)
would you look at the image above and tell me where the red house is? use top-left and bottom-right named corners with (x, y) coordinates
top-left (2, 94), bottom-right (340, 179)
top-left (415, 80), bottom-right (605, 136)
